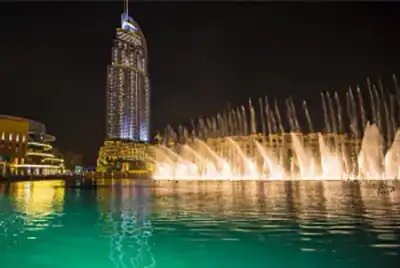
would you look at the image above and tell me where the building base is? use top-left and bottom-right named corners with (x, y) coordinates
top-left (96, 139), bottom-right (155, 173)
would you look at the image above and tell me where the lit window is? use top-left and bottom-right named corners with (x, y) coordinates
top-left (9, 133), bottom-right (12, 141)
top-left (1, 132), bottom-right (4, 140)
top-left (16, 134), bottom-right (19, 142)
top-left (22, 135), bottom-right (26, 142)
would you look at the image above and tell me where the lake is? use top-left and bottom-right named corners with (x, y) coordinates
top-left (0, 179), bottom-right (399, 268)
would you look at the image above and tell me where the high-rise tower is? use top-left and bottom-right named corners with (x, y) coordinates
top-left (97, 0), bottom-right (155, 174)
top-left (106, 0), bottom-right (150, 142)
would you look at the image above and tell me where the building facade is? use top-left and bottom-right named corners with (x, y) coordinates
top-left (0, 116), bottom-right (29, 176)
top-left (0, 115), bottom-right (65, 177)
top-left (106, 11), bottom-right (150, 142)
top-left (97, 3), bottom-right (153, 174)
top-left (97, 139), bottom-right (155, 173)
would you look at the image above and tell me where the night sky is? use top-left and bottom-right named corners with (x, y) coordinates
top-left (1, 2), bottom-right (400, 165)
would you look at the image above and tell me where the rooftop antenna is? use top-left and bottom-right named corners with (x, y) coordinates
top-left (124, 0), bottom-right (129, 14)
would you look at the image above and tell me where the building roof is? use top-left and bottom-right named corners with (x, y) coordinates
top-left (0, 114), bottom-right (46, 135)
top-left (0, 114), bottom-right (32, 123)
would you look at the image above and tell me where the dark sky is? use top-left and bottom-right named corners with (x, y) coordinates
top-left (1, 1), bottom-right (400, 165)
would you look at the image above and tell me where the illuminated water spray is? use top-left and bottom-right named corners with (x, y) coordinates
top-left (153, 76), bottom-right (400, 180)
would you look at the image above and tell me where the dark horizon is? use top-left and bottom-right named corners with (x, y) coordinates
top-left (1, 2), bottom-right (400, 165)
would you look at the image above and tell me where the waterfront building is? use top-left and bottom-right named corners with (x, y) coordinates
top-left (97, 139), bottom-right (155, 173)
top-left (0, 115), bottom-right (65, 177)
top-left (106, 2), bottom-right (150, 141)
top-left (97, 0), bottom-right (153, 174)
top-left (0, 115), bottom-right (29, 176)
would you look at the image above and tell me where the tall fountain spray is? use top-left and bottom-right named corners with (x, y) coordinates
top-left (154, 77), bottom-right (400, 180)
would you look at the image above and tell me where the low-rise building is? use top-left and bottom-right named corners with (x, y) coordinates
top-left (0, 115), bottom-right (65, 177)
top-left (0, 116), bottom-right (29, 176)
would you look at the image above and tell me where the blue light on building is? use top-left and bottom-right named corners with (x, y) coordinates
top-left (121, 13), bottom-right (137, 33)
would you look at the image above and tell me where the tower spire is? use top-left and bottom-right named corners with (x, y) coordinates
top-left (124, 0), bottom-right (129, 14)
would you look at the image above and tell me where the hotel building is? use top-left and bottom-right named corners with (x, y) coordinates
top-left (97, 1), bottom-right (153, 174)
top-left (106, 7), bottom-right (150, 141)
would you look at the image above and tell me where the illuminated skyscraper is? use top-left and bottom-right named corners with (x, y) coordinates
top-left (106, 0), bottom-right (150, 142)
top-left (97, 1), bottom-right (155, 173)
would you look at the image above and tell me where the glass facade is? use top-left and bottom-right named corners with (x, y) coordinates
top-left (106, 13), bottom-right (150, 142)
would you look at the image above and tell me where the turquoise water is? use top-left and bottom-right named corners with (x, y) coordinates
top-left (0, 179), bottom-right (399, 268)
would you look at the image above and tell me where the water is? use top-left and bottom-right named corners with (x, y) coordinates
top-left (154, 77), bottom-right (400, 180)
top-left (154, 124), bottom-right (400, 179)
top-left (1, 179), bottom-right (399, 268)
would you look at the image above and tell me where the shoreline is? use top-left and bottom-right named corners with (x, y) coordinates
top-left (0, 176), bottom-right (398, 183)
top-left (0, 175), bottom-right (84, 183)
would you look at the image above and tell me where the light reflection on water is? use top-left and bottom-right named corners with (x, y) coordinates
top-left (0, 181), bottom-right (65, 245)
top-left (0, 179), bottom-right (399, 268)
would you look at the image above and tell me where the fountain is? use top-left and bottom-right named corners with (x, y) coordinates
top-left (153, 76), bottom-right (400, 180)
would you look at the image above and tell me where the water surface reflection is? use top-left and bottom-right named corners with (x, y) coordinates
top-left (148, 181), bottom-right (400, 260)
top-left (0, 180), bottom-right (65, 247)
top-left (97, 179), bottom-right (155, 268)
top-left (0, 179), bottom-right (399, 268)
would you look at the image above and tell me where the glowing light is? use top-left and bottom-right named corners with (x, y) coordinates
top-left (121, 13), bottom-right (137, 33)
top-left (152, 131), bottom-right (398, 180)
top-left (106, 24), bottom-right (149, 143)
top-left (11, 181), bottom-right (65, 219)
top-left (42, 158), bottom-right (64, 163)
top-left (13, 164), bottom-right (62, 169)
top-left (122, 21), bottom-right (137, 32)
top-left (140, 125), bottom-right (148, 142)
top-left (152, 77), bottom-right (400, 181)
top-left (28, 142), bottom-right (53, 150)
top-left (26, 152), bottom-right (55, 158)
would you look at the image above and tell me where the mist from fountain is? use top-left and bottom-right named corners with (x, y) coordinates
top-left (358, 123), bottom-right (385, 178)
top-left (384, 130), bottom-right (400, 178)
top-left (291, 133), bottom-right (316, 178)
top-left (153, 76), bottom-right (400, 180)
top-left (318, 133), bottom-right (345, 179)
